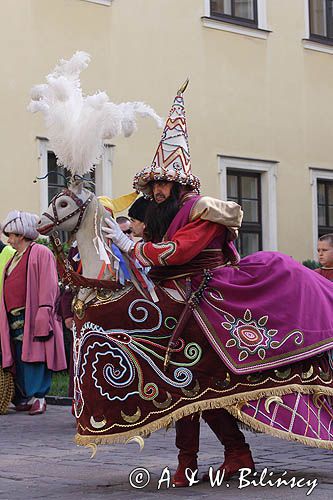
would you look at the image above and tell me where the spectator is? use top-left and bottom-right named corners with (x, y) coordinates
top-left (128, 196), bottom-right (150, 239)
top-left (0, 211), bottom-right (67, 415)
top-left (315, 233), bottom-right (333, 281)
top-left (116, 216), bottom-right (134, 241)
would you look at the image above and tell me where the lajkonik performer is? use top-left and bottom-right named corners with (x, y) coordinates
top-left (140, 179), bottom-right (255, 486)
top-left (30, 53), bottom-right (333, 486)
top-left (103, 84), bottom-right (333, 486)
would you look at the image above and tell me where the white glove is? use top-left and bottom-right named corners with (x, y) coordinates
top-left (102, 217), bottom-right (134, 254)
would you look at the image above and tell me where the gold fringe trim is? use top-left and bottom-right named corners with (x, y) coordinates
top-left (227, 406), bottom-right (333, 450)
top-left (75, 383), bottom-right (333, 447)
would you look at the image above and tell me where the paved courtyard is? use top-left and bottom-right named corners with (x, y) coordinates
top-left (0, 405), bottom-right (332, 499)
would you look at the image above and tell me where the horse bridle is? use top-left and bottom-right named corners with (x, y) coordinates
top-left (42, 188), bottom-right (94, 235)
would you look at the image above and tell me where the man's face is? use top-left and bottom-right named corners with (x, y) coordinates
top-left (118, 220), bottom-right (134, 241)
top-left (7, 233), bottom-right (23, 250)
top-left (317, 240), bottom-right (333, 267)
top-left (130, 218), bottom-right (145, 238)
top-left (152, 181), bottom-right (173, 204)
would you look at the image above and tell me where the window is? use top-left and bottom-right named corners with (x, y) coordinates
top-left (219, 156), bottom-right (278, 254)
top-left (37, 138), bottom-right (113, 243)
top-left (47, 152), bottom-right (95, 205)
top-left (210, 0), bottom-right (258, 27)
top-left (47, 153), bottom-right (69, 204)
top-left (37, 138), bottom-right (113, 213)
top-left (309, 0), bottom-right (333, 43)
top-left (317, 179), bottom-right (333, 236)
top-left (227, 170), bottom-right (262, 256)
top-left (310, 169), bottom-right (333, 258)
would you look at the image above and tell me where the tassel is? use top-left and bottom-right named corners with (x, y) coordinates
top-left (111, 244), bottom-right (131, 281)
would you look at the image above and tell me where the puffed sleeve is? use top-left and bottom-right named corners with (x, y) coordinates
top-left (133, 218), bottom-right (225, 267)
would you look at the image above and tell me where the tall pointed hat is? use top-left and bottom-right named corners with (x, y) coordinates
top-left (133, 79), bottom-right (201, 197)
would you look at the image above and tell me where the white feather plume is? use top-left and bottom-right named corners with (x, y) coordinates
top-left (28, 51), bottom-right (163, 175)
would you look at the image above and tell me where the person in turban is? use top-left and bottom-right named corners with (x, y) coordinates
top-left (0, 210), bottom-right (67, 415)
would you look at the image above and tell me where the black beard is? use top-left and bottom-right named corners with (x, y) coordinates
top-left (144, 186), bottom-right (181, 242)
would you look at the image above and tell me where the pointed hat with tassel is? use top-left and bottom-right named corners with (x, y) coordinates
top-left (133, 79), bottom-right (200, 197)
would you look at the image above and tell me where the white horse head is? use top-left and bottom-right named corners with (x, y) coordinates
top-left (37, 178), bottom-right (145, 307)
top-left (37, 179), bottom-right (95, 236)
top-left (37, 179), bottom-right (117, 285)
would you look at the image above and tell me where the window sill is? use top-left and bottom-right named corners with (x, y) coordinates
top-left (303, 38), bottom-right (333, 55)
top-left (201, 16), bottom-right (270, 40)
top-left (81, 0), bottom-right (112, 6)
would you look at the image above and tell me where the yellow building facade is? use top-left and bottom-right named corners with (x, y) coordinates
top-left (1, 0), bottom-right (333, 261)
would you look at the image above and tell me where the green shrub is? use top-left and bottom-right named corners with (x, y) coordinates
top-left (36, 237), bottom-right (70, 255)
top-left (49, 371), bottom-right (69, 397)
top-left (302, 259), bottom-right (320, 270)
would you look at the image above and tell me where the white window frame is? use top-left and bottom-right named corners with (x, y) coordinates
top-left (219, 155), bottom-right (278, 251)
top-left (202, 0), bottom-right (269, 39)
top-left (303, 0), bottom-right (333, 54)
top-left (310, 168), bottom-right (333, 259)
top-left (36, 137), bottom-right (114, 213)
top-left (81, 0), bottom-right (112, 6)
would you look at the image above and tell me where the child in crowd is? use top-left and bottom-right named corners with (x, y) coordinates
top-left (315, 233), bottom-right (333, 281)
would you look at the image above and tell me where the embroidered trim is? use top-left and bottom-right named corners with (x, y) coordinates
top-left (134, 241), bottom-right (177, 266)
top-left (75, 384), bottom-right (333, 448)
top-left (221, 308), bottom-right (304, 362)
top-left (154, 242), bottom-right (176, 265)
top-left (193, 305), bottom-right (333, 374)
top-left (9, 319), bottom-right (24, 330)
top-left (134, 242), bottom-right (154, 267)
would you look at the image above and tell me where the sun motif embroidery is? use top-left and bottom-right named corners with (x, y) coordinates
top-left (223, 308), bottom-right (279, 362)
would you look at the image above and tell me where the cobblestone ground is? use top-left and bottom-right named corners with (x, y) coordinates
top-left (0, 405), bottom-right (332, 499)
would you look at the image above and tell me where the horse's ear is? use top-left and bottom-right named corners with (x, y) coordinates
top-left (69, 179), bottom-right (84, 194)
top-left (76, 181), bottom-right (83, 194)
